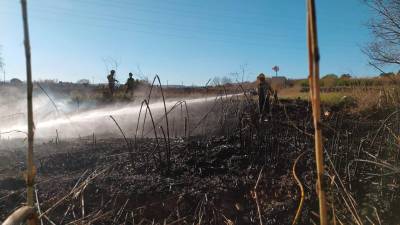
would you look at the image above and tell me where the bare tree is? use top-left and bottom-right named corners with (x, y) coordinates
top-left (364, 0), bottom-right (400, 66)
top-left (212, 76), bottom-right (221, 86)
top-left (135, 65), bottom-right (149, 83)
top-left (240, 63), bottom-right (248, 83)
top-left (102, 56), bottom-right (120, 72)
top-left (229, 64), bottom-right (248, 83)
top-left (0, 47), bottom-right (5, 83)
top-left (221, 76), bottom-right (232, 85)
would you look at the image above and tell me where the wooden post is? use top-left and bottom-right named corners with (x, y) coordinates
top-left (21, 0), bottom-right (36, 214)
top-left (307, 0), bottom-right (328, 224)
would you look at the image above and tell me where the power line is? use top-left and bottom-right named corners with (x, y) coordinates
top-left (69, 0), bottom-right (301, 27)
top-left (0, 4), bottom-right (312, 47)
top-left (0, 2), bottom-right (360, 48)
top-left (67, 0), bottom-right (363, 29)
top-left (0, 2), bottom-right (310, 49)
top-left (0, 12), bottom-right (360, 55)
top-left (0, 0), bottom-right (364, 57)
top-left (2, 0), bottom-right (300, 30)
top-left (0, 1), bottom-right (365, 52)
top-left (0, 9), bottom-right (307, 51)
top-left (1, 0), bottom-right (358, 34)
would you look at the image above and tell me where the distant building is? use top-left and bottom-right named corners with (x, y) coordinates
top-left (269, 76), bottom-right (287, 89)
top-left (10, 78), bottom-right (23, 85)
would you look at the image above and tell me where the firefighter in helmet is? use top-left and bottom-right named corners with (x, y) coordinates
top-left (107, 70), bottom-right (118, 95)
top-left (125, 72), bottom-right (135, 97)
top-left (257, 73), bottom-right (273, 119)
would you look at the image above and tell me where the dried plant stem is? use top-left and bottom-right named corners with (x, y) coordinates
top-left (159, 125), bottom-right (169, 170)
top-left (307, 0), bottom-right (328, 224)
top-left (292, 151), bottom-right (307, 225)
top-left (155, 75), bottom-right (171, 173)
top-left (35, 187), bottom-right (44, 225)
top-left (143, 100), bottom-right (190, 138)
top-left (21, 0), bottom-right (36, 210)
top-left (253, 167), bottom-right (264, 225)
top-left (143, 100), bottom-right (161, 165)
top-left (110, 115), bottom-right (134, 164)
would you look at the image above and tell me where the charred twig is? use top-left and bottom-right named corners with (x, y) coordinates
top-left (143, 100), bottom-right (189, 138)
top-left (39, 168), bottom-right (107, 218)
top-left (325, 149), bottom-right (363, 224)
top-left (159, 125), bottom-right (169, 171)
top-left (141, 100), bottom-right (161, 166)
top-left (155, 75), bottom-right (172, 173)
top-left (252, 167), bottom-right (264, 225)
top-left (371, 110), bottom-right (400, 148)
top-left (110, 115), bottom-right (133, 164)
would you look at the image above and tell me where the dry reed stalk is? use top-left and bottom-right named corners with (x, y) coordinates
top-left (154, 75), bottom-right (172, 173)
top-left (143, 100), bottom-right (189, 137)
top-left (138, 75), bottom-right (171, 171)
top-left (371, 110), bottom-right (400, 146)
top-left (20, 0), bottom-right (36, 217)
top-left (139, 76), bottom-right (158, 138)
top-left (39, 168), bottom-right (106, 218)
top-left (134, 100), bottom-right (146, 143)
top-left (110, 115), bottom-right (133, 163)
top-left (181, 101), bottom-right (190, 138)
top-left (307, 0), bottom-right (328, 224)
top-left (190, 96), bottom-right (222, 133)
top-left (325, 149), bottom-right (363, 224)
top-left (142, 100), bottom-right (161, 165)
top-left (159, 125), bottom-right (168, 162)
top-left (252, 167), bottom-right (264, 225)
top-left (34, 187), bottom-right (44, 225)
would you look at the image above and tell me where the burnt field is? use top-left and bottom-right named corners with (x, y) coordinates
top-left (1, 97), bottom-right (400, 224)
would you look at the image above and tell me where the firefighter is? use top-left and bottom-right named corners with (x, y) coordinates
top-left (125, 72), bottom-right (135, 97)
top-left (257, 73), bottom-right (273, 119)
top-left (107, 70), bottom-right (118, 95)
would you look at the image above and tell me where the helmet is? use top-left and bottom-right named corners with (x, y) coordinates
top-left (257, 73), bottom-right (266, 81)
top-left (110, 70), bottom-right (115, 74)
top-left (129, 72), bottom-right (133, 77)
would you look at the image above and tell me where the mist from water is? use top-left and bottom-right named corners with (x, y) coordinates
top-left (0, 91), bottom-right (240, 140)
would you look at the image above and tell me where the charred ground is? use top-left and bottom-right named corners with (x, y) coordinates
top-left (0, 97), bottom-right (399, 224)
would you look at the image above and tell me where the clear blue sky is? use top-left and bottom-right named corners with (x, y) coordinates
top-left (0, 0), bottom-right (376, 85)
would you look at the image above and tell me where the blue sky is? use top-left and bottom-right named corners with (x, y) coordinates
top-left (0, 0), bottom-right (376, 85)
